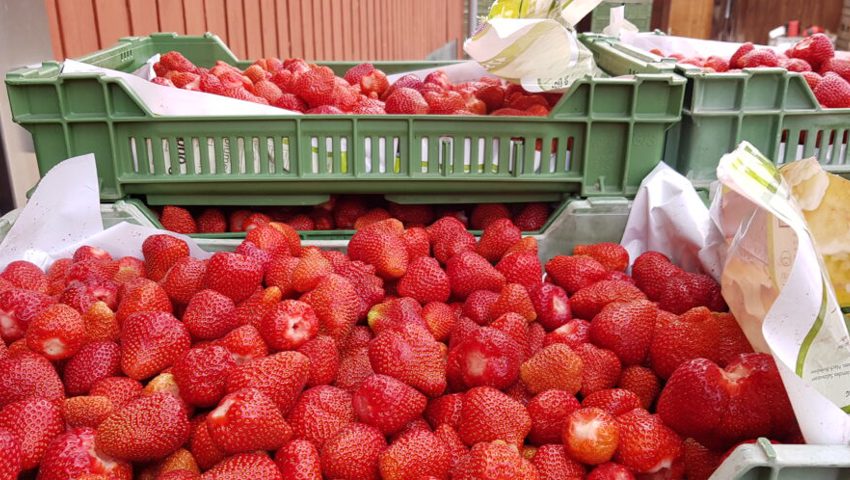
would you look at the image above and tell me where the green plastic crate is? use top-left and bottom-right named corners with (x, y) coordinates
top-left (590, 0), bottom-right (654, 33)
top-left (584, 35), bottom-right (850, 188)
top-left (5, 32), bottom-right (684, 206)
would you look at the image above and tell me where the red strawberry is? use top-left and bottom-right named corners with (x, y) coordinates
top-left (321, 423), bottom-right (386, 480)
top-left (784, 58), bottom-right (812, 72)
top-left (161, 206), bottom-right (197, 234)
top-left (0, 260), bottom-right (48, 293)
top-left (590, 299), bottom-right (656, 366)
top-left (462, 290), bottom-right (499, 325)
top-left (353, 208), bottom-right (392, 230)
top-left (815, 72), bottom-right (850, 108)
top-left (435, 423), bottom-right (468, 469)
top-left (477, 218), bottom-right (522, 262)
top-left (369, 322), bottom-right (447, 396)
top-left (82, 301), bottom-right (119, 343)
top-left (741, 49), bottom-right (780, 68)
top-left (201, 452), bottom-right (283, 480)
top-left (25, 303), bottom-right (85, 360)
top-left (274, 439), bottom-right (321, 480)
top-left (159, 52), bottom-right (198, 73)
top-left (0, 351), bottom-right (64, 406)
top-left (121, 311), bottom-right (190, 380)
top-left (63, 341), bottom-right (121, 395)
top-left (475, 85), bottom-right (506, 112)
top-left (62, 395), bottom-right (114, 428)
top-left (38, 427), bottom-right (131, 480)
top-left (142, 234), bottom-right (190, 281)
top-left (458, 386), bottom-right (531, 448)
top-left (545, 255), bottom-right (608, 295)
top-left (265, 256), bottom-right (301, 297)
top-left (527, 389), bottom-right (580, 445)
top-left (401, 227), bottom-right (431, 260)
top-left (332, 197), bottom-right (368, 229)
top-left (425, 393), bottom-right (464, 429)
top-left (259, 300), bottom-right (318, 351)
top-left (215, 324), bottom-right (268, 364)
top-left (112, 256), bottom-right (144, 285)
top-left (615, 408), bottom-right (683, 474)
top-left (336, 346), bottom-right (374, 393)
top-left (207, 388), bottom-right (291, 454)
top-left (172, 345), bottom-right (236, 408)
top-left (290, 66), bottom-right (336, 107)
top-left (291, 249), bottom-right (332, 293)
top-left (563, 407), bottom-right (619, 465)
top-left (367, 297), bottom-right (425, 335)
top-left (532, 444), bottom-right (585, 480)
top-left (452, 440), bottom-right (538, 480)
top-left (298, 335), bottom-right (339, 387)
top-left (428, 217), bottom-right (475, 263)
top-left (0, 288), bottom-right (55, 342)
top-left (90, 376), bottom-right (143, 407)
top-left (0, 428), bottom-right (21, 479)
top-left (348, 220), bottom-right (409, 280)
top-left (190, 415), bottom-right (226, 470)
top-left (234, 286), bottom-right (283, 328)
top-left (379, 428), bottom-right (452, 480)
top-left (161, 257), bottom-right (206, 304)
top-left (490, 283), bottom-right (537, 322)
top-left (197, 208), bottom-right (227, 233)
top-left (513, 203), bottom-right (549, 231)
top-left (490, 312), bottom-right (530, 357)
top-left (496, 252), bottom-right (543, 292)
top-left (59, 279), bottom-right (118, 313)
top-left (571, 280), bottom-right (646, 321)
top-left (682, 437), bottom-right (723, 480)
top-left (95, 392), bottom-right (189, 462)
top-left (226, 351), bottom-right (309, 414)
top-left (527, 283), bottom-right (570, 331)
top-left (573, 243), bottom-right (629, 271)
top-left (587, 462), bottom-right (636, 480)
top-left (788, 33), bottom-right (834, 70)
top-left (385, 87), bottom-right (429, 114)
top-left (422, 301), bottom-right (456, 342)
top-left (116, 278), bottom-right (173, 324)
top-left (470, 204), bottom-right (511, 230)
top-left (447, 327), bottom-right (523, 390)
top-left (268, 222), bottom-right (302, 256)
top-left (253, 79), bottom-right (283, 103)
top-left (287, 385), bottom-right (354, 447)
top-left (704, 55), bottom-right (730, 72)
top-left (183, 289), bottom-right (238, 340)
top-left (576, 343), bottom-right (622, 397)
top-left (520, 343), bottom-right (583, 394)
top-left (729, 42), bottom-right (755, 69)
top-left (618, 365), bottom-right (661, 409)
top-left (657, 353), bottom-right (798, 450)
top-left (334, 260), bottom-right (385, 319)
top-left (447, 250), bottom-right (506, 299)
top-left (300, 274), bottom-right (359, 341)
top-left (352, 374), bottom-right (426, 434)
top-left (0, 398), bottom-right (64, 469)
top-left (245, 225), bottom-right (291, 256)
top-left (388, 203), bottom-right (435, 226)
top-left (286, 214), bottom-right (316, 230)
top-left (141, 371), bottom-right (181, 399)
top-left (204, 252), bottom-right (263, 303)
top-left (66, 259), bottom-right (118, 284)
top-left (397, 256), bottom-right (450, 304)
top-left (818, 57), bottom-right (850, 79)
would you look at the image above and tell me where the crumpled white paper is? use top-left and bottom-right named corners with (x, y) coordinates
top-left (0, 154), bottom-right (210, 271)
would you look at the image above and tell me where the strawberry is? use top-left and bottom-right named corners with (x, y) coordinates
top-left (397, 256), bottom-right (450, 304)
top-left (259, 300), bottom-right (318, 351)
top-left (334, 260), bottom-right (385, 319)
top-left (704, 55), bottom-right (730, 72)
top-left (788, 33), bottom-right (834, 70)
top-left (0, 351), bottom-right (64, 406)
top-left (447, 327), bottom-right (523, 390)
top-left (268, 222), bottom-right (302, 256)
top-left (157, 448), bottom-right (200, 477)
top-left (25, 303), bottom-right (85, 360)
top-left (113, 256), bottom-right (145, 284)
top-left (159, 52), bottom-right (198, 73)
top-left (116, 278), bottom-right (173, 324)
top-left (245, 225), bottom-right (292, 256)
top-left (66, 259), bottom-right (118, 285)
top-left (160, 470), bottom-right (201, 480)
top-left (656, 353), bottom-right (798, 450)
top-left (573, 243), bottom-right (629, 271)
top-left (490, 312), bottom-right (530, 357)
top-left (287, 385), bottom-right (354, 447)
top-left (729, 42), bottom-right (755, 69)
top-left (435, 423), bottom-right (468, 468)
top-left (183, 289), bottom-right (237, 340)
top-left (82, 301), bottom-right (119, 342)
top-left (90, 376), bottom-right (143, 407)
top-left (207, 388), bottom-right (292, 454)
top-left (352, 374), bottom-right (427, 434)
top-left (401, 227), bottom-right (431, 260)
top-left (815, 72), bottom-right (850, 108)
top-left (231, 286), bottom-right (281, 329)
top-left (431, 224), bottom-right (476, 264)
top-left (0, 427), bottom-right (21, 480)
top-left (161, 206), bottom-right (197, 234)
top-left (563, 407), bottom-right (619, 465)
top-left (253, 79), bottom-right (283, 103)
top-left (264, 256), bottom-right (300, 298)
top-left (784, 58), bottom-right (812, 72)
top-left (818, 57), bottom-right (850, 80)
top-left (496, 252), bottom-right (543, 292)
top-left (197, 208), bottom-right (227, 233)
top-left (353, 208), bottom-right (392, 230)
top-left (332, 197), bottom-right (368, 229)
top-left (475, 85), bottom-right (506, 112)
top-left (226, 351), bottom-right (310, 414)
top-left (297, 335), bottom-right (339, 386)
top-left (189, 415), bottom-right (226, 470)
top-left (615, 408), bottom-right (683, 474)
top-left (62, 395), bottom-right (115, 428)
top-left (525, 321), bottom-right (545, 360)
top-left (201, 452), bottom-right (283, 480)
top-left (682, 438), bottom-right (723, 480)
top-left (204, 252), bottom-right (263, 303)
top-left (1, 260), bottom-right (48, 293)
top-left (527, 389), bottom-right (580, 445)
top-left (490, 283), bottom-right (537, 321)
top-left (532, 444), bottom-right (585, 480)
top-left (142, 371), bottom-right (181, 399)
top-left (96, 392), bottom-right (190, 462)
top-left (424, 90), bottom-right (466, 114)
top-left (379, 428), bottom-right (452, 480)
top-left (470, 204), bottom-right (511, 230)
top-left (301, 273), bottom-right (359, 341)
top-left (422, 301), bottom-right (456, 342)
top-left (351, 98), bottom-right (386, 114)
top-left (321, 423), bottom-right (387, 480)
top-left (425, 393), bottom-right (464, 429)
top-left (618, 365), bottom-right (661, 409)
top-left (545, 255), bottom-right (608, 295)
top-left (452, 440), bottom-right (539, 480)
top-left (161, 257), bottom-right (206, 304)
top-left (590, 299), bottom-right (656, 365)
top-left (385, 87), bottom-right (429, 114)
top-left (121, 311), bottom-right (190, 380)
top-left (576, 343), bottom-right (622, 397)
top-left (63, 341), bottom-right (121, 395)
top-left (388, 203), bottom-right (435, 226)
top-left (344, 62), bottom-right (374, 85)
top-left (215, 324), bottom-right (268, 364)
top-left (369, 322), bottom-right (447, 396)
top-left (72, 245), bottom-right (113, 263)
top-left (586, 462), bottom-right (636, 480)
top-left (0, 398), bottom-right (64, 469)
top-left (0, 288), bottom-right (55, 342)
top-left (291, 66), bottom-right (335, 108)
top-left (59, 278), bottom-right (119, 313)
top-left (291, 249), bottom-right (332, 293)
top-left (520, 343), bottom-right (583, 394)
top-left (38, 427), bottom-right (132, 480)
top-left (172, 345), bottom-right (236, 407)
top-left (526, 283), bottom-right (569, 331)
top-left (336, 346), bottom-right (374, 392)
top-left (462, 289), bottom-right (499, 325)
top-left (274, 439), bottom-right (321, 480)
top-left (447, 250), bottom-right (506, 299)
top-left (458, 386), bottom-right (531, 448)
top-left (228, 210), bottom-right (252, 232)
top-left (571, 280), bottom-right (646, 321)
top-left (367, 297), bottom-right (425, 335)
top-left (348, 220), bottom-right (409, 279)
top-left (142, 234), bottom-right (190, 281)
top-left (513, 203), bottom-right (549, 231)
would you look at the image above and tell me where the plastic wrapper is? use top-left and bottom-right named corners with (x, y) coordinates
top-left (464, 0), bottom-right (603, 91)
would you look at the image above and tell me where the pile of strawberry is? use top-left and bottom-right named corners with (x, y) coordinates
top-left (157, 198), bottom-right (552, 235)
top-left (0, 213), bottom-right (801, 479)
top-left (152, 51), bottom-right (560, 116)
top-left (651, 33), bottom-right (850, 108)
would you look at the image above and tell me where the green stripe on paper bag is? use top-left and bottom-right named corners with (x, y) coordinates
top-left (796, 280), bottom-right (829, 376)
